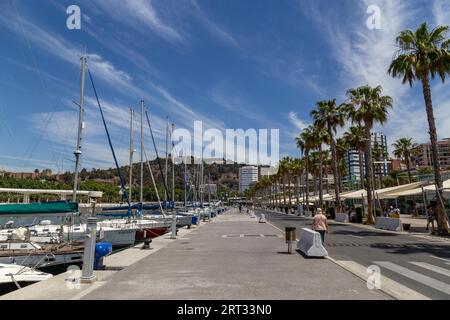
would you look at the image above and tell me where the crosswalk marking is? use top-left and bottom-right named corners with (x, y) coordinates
top-left (409, 261), bottom-right (450, 277)
top-left (374, 261), bottom-right (450, 295)
top-left (430, 255), bottom-right (450, 263)
top-left (329, 259), bottom-right (430, 300)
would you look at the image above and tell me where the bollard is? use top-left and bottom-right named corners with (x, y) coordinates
top-left (285, 227), bottom-right (296, 254)
top-left (143, 238), bottom-right (152, 249)
top-left (80, 216), bottom-right (98, 283)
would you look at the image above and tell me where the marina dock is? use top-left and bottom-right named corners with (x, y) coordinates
top-left (1, 209), bottom-right (387, 300)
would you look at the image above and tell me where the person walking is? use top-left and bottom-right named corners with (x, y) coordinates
top-left (312, 208), bottom-right (328, 244)
top-left (426, 205), bottom-right (433, 232)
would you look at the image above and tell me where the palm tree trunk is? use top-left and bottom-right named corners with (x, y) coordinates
top-left (305, 150), bottom-right (310, 213)
top-left (421, 73), bottom-right (449, 235)
top-left (359, 150), bottom-right (364, 189)
top-left (364, 125), bottom-right (375, 224)
top-left (282, 176), bottom-right (287, 208)
top-left (318, 146), bottom-right (324, 208)
top-left (288, 176), bottom-right (292, 209)
top-left (329, 128), bottom-right (341, 212)
top-left (406, 155), bottom-right (412, 183)
top-left (296, 176), bottom-right (300, 212)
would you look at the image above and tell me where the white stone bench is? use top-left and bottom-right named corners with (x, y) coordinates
top-left (297, 228), bottom-right (328, 257)
top-left (335, 213), bottom-right (349, 223)
top-left (375, 217), bottom-right (403, 231)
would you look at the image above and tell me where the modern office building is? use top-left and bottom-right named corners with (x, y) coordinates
top-left (343, 132), bottom-right (389, 183)
top-left (415, 138), bottom-right (450, 169)
top-left (259, 166), bottom-right (278, 179)
top-left (372, 132), bottom-right (389, 177)
top-left (239, 166), bottom-right (259, 193)
top-left (343, 149), bottom-right (364, 183)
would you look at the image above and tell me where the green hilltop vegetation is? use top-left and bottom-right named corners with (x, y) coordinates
top-left (0, 159), bottom-right (241, 203)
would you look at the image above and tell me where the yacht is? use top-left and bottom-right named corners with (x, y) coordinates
top-left (0, 263), bottom-right (52, 295)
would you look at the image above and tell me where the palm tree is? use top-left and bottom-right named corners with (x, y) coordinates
top-left (372, 140), bottom-right (389, 189)
top-left (344, 126), bottom-right (366, 189)
top-left (388, 22), bottom-right (450, 235)
top-left (296, 127), bottom-right (315, 213)
top-left (291, 158), bottom-right (303, 211)
top-left (344, 85), bottom-right (393, 225)
top-left (311, 100), bottom-right (346, 211)
top-left (310, 124), bottom-right (330, 208)
top-left (335, 137), bottom-right (349, 192)
top-left (279, 157), bottom-right (293, 210)
top-left (392, 138), bottom-right (420, 183)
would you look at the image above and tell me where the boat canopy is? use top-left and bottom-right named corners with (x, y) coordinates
top-left (0, 201), bottom-right (78, 216)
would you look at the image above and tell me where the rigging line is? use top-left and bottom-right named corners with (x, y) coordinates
top-left (11, 2), bottom-right (80, 172)
top-left (145, 110), bottom-right (171, 202)
top-left (143, 144), bottom-right (165, 217)
top-left (87, 68), bottom-right (131, 213)
top-left (11, 1), bottom-right (59, 170)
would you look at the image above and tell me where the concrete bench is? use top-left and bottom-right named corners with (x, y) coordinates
top-left (375, 217), bottom-right (403, 231)
top-left (335, 213), bottom-right (349, 223)
top-left (297, 228), bottom-right (328, 257)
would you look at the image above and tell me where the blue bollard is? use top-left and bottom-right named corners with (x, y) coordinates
top-left (94, 242), bottom-right (112, 270)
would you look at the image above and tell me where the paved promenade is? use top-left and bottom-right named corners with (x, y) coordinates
top-left (2, 209), bottom-right (388, 300)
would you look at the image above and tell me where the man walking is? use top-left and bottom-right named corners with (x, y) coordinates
top-left (312, 208), bottom-right (328, 244)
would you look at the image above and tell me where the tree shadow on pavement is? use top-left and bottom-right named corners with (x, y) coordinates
top-left (332, 230), bottom-right (399, 237)
top-left (369, 243), bottom-right (450, 258)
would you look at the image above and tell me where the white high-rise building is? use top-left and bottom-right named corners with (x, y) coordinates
top-left (239, 166), bottom-right (259, 193)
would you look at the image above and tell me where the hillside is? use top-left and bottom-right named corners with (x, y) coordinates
top-left (0, 159), bottom-right (241, 202)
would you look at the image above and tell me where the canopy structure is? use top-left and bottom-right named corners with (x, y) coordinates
top-left (380, 179), bottom-right (450, 199)
top-left (0, 201), bottom-right (78, 216)
top-left (339, 182), bottom-right (425, 200)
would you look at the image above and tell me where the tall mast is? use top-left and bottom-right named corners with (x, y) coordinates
top-left (208, 172), bottom-right (211, 204)
top-left (129, 108), bottom-right (134, 203)
top-left (72, 55), bottom-right (87, 202)
top-left (171, 122), bottom-right (175, 204)
top-left (140, 100), bottom-right (144, 204)
top-left (170, 122), bottom-right (177, 238)
top-left (200, 157), bottom-right (204, 206)
top-left (165, 116), bottom-right (169, 202)
top-left (184, 157), bottom-right (187, 209)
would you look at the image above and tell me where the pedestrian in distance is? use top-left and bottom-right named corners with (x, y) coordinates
top-left (312, 208), bottom-right (328, 244)
top-left (426, 205), bottom-right (434, 232)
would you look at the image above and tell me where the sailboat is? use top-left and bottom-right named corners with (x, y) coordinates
top-left (0, 263), bottom-right (53, 295)
top-left (0, 201), bottom-right (85, 270)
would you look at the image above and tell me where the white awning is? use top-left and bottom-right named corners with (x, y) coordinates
top-left (380, 179), bottom-right (450, 199)
top-left (339, 182), bottom-right (425, 200)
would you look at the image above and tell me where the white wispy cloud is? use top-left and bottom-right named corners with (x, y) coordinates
top-left (288, 111), bottom-right (309, 131)
top-left (298, 0), bottom-right (450, 153)
top-left (0, 11), bottom-right (138, 96)
top-left (189, 0), bottom-right (239, 48)
top-left (92, 0), bottom-right (182, 43)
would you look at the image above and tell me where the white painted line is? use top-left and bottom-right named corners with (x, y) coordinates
top-left (239, 234), bottom-right (244, 238)
top-left (430, 255), bottom-right (450, 263)
top-left (349, 235), bottom-right (364, 239)
top-left (326, 257), bottom-right (429, 300)
top-left (409, 261), bottom-right (450, 277)
top-left (374, 261), bottom-right (450, 295)
top-left (69, 281), bottom-right (107, 300)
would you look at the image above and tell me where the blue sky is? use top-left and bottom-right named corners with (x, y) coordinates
top-left (0, 0), bottom-right (450, 173)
